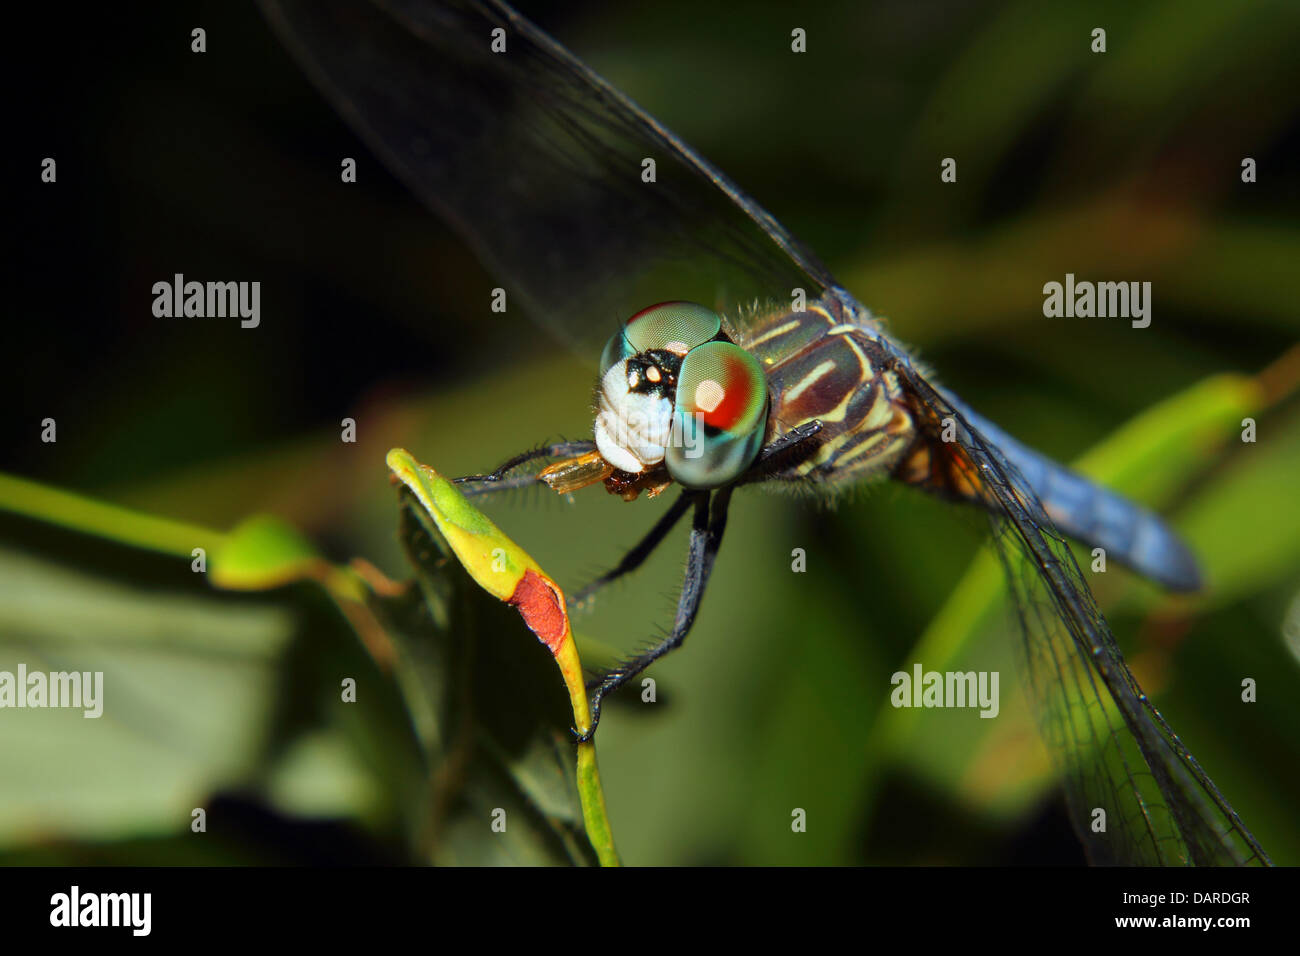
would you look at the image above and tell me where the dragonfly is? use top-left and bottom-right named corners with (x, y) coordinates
top-left (261, 0), bottom-right (1270, 866)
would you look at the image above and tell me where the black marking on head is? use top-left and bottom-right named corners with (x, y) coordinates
top-left (626, 348), bottom-right (683, 397)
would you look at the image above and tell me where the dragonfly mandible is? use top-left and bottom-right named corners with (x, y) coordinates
top-left (261, 0), bottom-right (1270, 866)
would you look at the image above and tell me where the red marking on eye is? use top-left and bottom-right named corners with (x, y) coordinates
top-left (697, 353), bottom-right (752, 430)
top-left (508, 569), bottom-right (568, 655)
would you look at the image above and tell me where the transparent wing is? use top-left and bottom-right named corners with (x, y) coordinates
top-left (881, 337), bottom-right (1270, 866)
top-left (259, 0), bottom-right (838, 354)
top-left (261, 0), bottom-right (1269, 865)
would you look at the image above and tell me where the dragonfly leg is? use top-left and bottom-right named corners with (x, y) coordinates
top-left (579, 487), bottom-right (732, 740)
top-left (453, 440), bottom-right (597, 497)
top-left (737, 420), bottom-right (824, 486)
top-left (568, 489), bottom-right (698, 610)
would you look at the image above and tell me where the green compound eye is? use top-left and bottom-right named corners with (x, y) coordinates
top-left (600, 302), bottom-right (723, 375)
top-left (666, 341), bottom-right (769, 489)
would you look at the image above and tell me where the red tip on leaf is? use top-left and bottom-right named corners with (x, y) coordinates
top-left (509, 569), bottom-right (569, 655)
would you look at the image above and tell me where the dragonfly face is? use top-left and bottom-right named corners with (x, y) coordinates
top-left (262, 0), bottom-right (1271, 865)
top-left (593, 301), bottom-right (770, 492)
top-left (580, 294), bottom-right (917, 500)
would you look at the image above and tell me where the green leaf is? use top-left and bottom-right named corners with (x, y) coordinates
top-left (209, 515), bottom-right (324, 590)
top-left (0, 544), bottom-right (293, 843)
top-left (387, 450), bottom-right (619, 865)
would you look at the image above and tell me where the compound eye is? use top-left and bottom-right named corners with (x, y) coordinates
top-left (623, 302), bottom-right (722, 356)
top-left (666, 341), bottom-right (769, 489)
top-left (599, 327), bottom-right (635, 377)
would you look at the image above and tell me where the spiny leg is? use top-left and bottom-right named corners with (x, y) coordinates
top-left (736, 420), bottom-right (824, 487)
top-left (564, 424), bottom-right (819, 607)
top-left (568, 489), bottom-right (698, 610)
top-left (455, 439), bottom-right (597, 482)
top-left (454, 440), bottom-right (597, 499)
top-left (760, 420), bottom-right (824, 462)
top-left (567, 424), bottom-right (818, 606)
top-left (581, 486), bottom-right (733, 739)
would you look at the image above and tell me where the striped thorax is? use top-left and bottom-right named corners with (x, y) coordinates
top-left (739, 299), bottom-right (915, 489)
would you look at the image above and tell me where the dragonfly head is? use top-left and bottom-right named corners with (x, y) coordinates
top-left (593, 302), bottom-right (770, 490)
